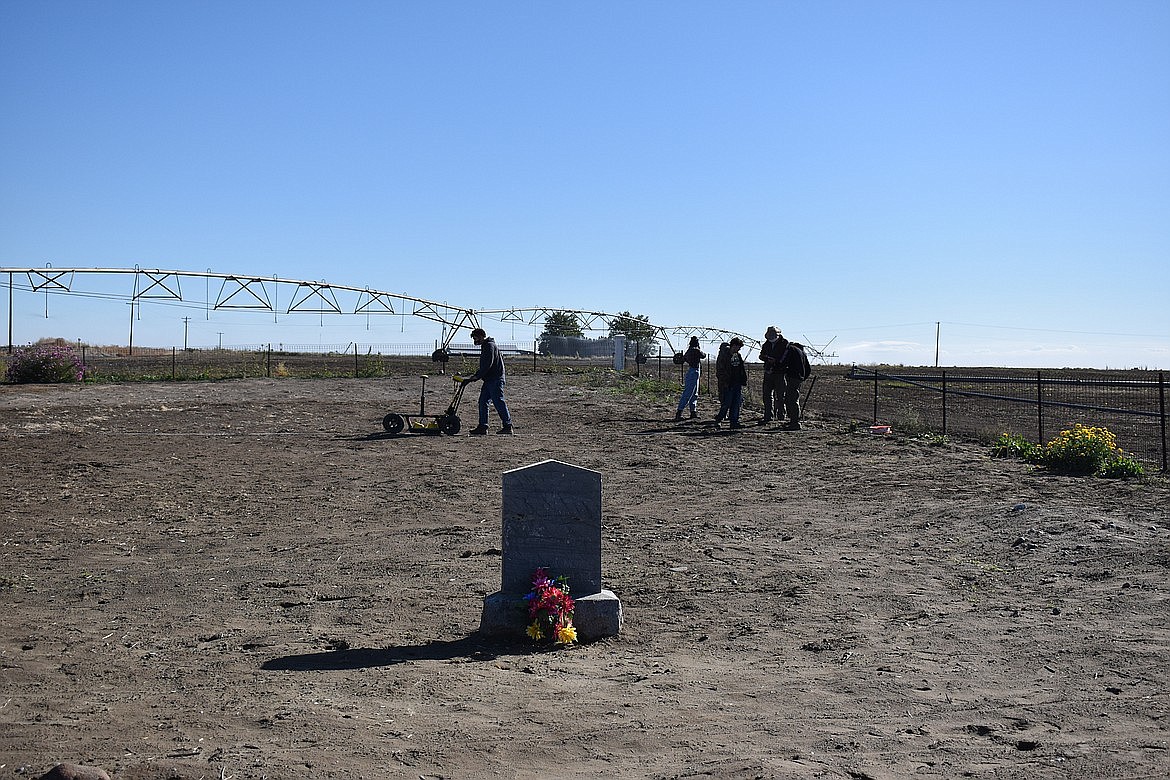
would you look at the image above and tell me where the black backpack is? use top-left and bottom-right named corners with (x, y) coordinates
top-left (788, 343), bottom-right (812, 380)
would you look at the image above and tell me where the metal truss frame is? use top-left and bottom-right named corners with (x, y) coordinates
top-left (3, 266), bottom-right (784, 357)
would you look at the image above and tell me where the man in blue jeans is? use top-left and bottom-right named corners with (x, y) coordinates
top-left (461, 327), bottom-right (514, 435)
top-left (674, 336), bottom-right (706, 421)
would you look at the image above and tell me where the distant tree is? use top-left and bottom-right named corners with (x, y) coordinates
top-left (540, 311), bottom-right (585, 339)
top-left (538, 311), bottom-right (585, 339)
top-left (538, 311), bottom-right (585, 356)
top-left (607, 312), bottom-right (658, 353)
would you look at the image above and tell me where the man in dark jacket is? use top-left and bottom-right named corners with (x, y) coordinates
top-left (460, 328), bottom-right (514, 435)
top-left (758, 325), bottom-right (784, 423)
top-left (721, 337), bottom-right (748, 429)
top-left (712, 342), bottom-right (732, 423)
top-left (775, 339), bottom-right (811, 430)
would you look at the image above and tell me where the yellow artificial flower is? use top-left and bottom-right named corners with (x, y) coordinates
top-left (555, 623), bottom-right (578, 645)
top-left (527, 622), bottom-right (545, 641)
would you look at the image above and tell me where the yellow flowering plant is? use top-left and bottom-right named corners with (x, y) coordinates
top-left (1043, 424), bottom-right (1121, 476)
top-left (993, 424), bottom-right (1144, 478)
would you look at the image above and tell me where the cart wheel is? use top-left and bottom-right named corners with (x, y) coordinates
top-left (382, 413), bottom-right (406, 435)
top-left (438, 415), bottom-right (461, 436)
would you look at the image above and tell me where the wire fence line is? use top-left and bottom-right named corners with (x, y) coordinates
top-left (0, 343), bottom-right (655, 382)
top-left (4, 343), bottom-right (1166, 471)
top-left (69, 342), bottom-right (531, 358)
top-left (1, 341), bottom-right (697, 377)
top-left (847, 366), bottom-right (1168, 472)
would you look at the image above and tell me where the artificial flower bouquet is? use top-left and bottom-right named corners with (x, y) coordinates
top-left (524, 567), bottom-right (577, 645)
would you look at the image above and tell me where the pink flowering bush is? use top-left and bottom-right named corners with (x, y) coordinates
top-left (524, 567), bottom-right (577, 645)
top-left (5, 344), bottom-right (86, 384)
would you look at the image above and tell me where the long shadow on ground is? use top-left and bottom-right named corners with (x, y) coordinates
top-left (261, 634), bottom-right (538, 671)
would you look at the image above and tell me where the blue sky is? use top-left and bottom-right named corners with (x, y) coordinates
top-left (2, 1), bottom-right (1167, 368)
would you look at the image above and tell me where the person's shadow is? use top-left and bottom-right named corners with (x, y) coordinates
top-left (597, 416), bottom-right (721, 435)
top-left (260, 633), bottom-right (537, 671)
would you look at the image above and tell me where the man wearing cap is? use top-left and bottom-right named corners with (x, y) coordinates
top-left (460, 328), bottom-right (514, 435)
top-left (758, 326), bottom-right (784, 424)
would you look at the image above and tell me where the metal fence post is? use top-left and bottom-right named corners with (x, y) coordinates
top-left (171, 346), bottom-right (176, 380)
top-left (872, 371), bottom-right (879, 423)
top-left (941, 370), bottom-right (947, 435)
top-left (1036, 371), bottom-right (1044, 444)
top-left (1160, 370), bottom-right (1167, 472)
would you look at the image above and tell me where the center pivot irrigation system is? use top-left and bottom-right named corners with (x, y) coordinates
top-left (2, 266), bottom-right (835, 361)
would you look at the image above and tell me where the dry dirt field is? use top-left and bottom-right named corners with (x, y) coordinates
top-left (2, 371), bottom-right (1168, 780)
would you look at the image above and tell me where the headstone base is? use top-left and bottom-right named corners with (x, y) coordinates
top-left (480, 590), bottom-right (623, 643)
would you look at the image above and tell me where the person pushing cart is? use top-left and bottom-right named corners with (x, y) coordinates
top-left (460, 327), bottom-right (515, 435)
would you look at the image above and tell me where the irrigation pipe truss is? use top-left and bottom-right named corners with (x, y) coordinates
top-left (2, 266), bottom-right (796, 359)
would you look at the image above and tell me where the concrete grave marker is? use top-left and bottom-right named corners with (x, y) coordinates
top-left (480, 459), bottom-right (623, 642)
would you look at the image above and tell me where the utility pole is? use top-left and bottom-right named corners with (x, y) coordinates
top-left (934, 322), bottom-right (940, 368)
top-left (182, 317), bottom-right (190, 350)
top-left (217, 332), bottom-right (223, 350)
top-left (128, 302), bottom-right (135, 356)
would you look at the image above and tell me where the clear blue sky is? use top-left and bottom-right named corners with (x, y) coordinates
top-left (2, 1), bottom-right (1167, 368)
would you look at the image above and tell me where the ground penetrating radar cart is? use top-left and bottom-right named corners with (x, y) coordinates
top-left (382, 375), bottom-right (468, 436)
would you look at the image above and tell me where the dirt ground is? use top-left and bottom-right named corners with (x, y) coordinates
top-left (2, 371), bottom-right (1168, 780)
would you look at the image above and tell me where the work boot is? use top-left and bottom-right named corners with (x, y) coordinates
top-left (690, 410), bottom-right (698, 419)
top-left (469, 425), bottom-right (488, 436)
top-left (497, 424), bottom-right (515, 435)
top-left (674, 411), bottom-right (683, 422)
top-left (783, 421), bottom-right (802, 430)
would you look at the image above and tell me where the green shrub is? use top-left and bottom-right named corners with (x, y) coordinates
top-left (1098, 454), bottom-right (1146, 479)
top-left (357, 358), bottom-right (389, 378)
top-left (889, 404), bottom-right (932, 436)
top-left (990, 432), bottom-right (1042, 462)
top-left (5, 344), bottom-right (86, 383)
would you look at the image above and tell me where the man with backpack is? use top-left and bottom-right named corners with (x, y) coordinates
top-left (758, 325), bottom-right (784, 423)
top-left (775, 337), bottom-right (812, 430)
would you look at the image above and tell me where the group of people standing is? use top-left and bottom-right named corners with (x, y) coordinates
top-left (674, 326), bottom-right (811, 430)
top-left (459, 324), bottom-right (810, 437)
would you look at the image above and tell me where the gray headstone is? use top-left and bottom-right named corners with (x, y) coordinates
top-left (500, 459), bottom-right (602, 596)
